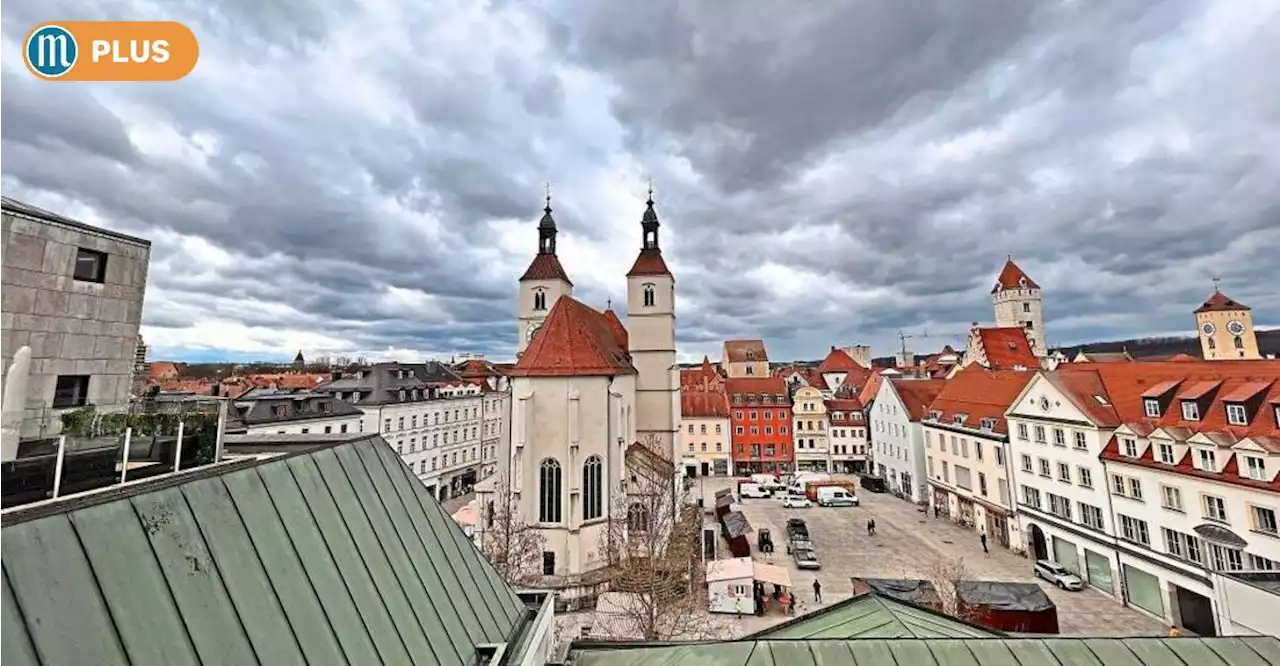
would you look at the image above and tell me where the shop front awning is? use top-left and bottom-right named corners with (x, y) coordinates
top-left (753, 561), bottom-right (792, 588)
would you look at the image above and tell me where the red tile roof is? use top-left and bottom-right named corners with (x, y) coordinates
top-left (147, 362), bottom-right (180, 381)
top-left (510, 296), bottom-right (636, 377)
top-left (1194, 289), bottom-right (1250, 313)
top-left (857, 372), bottom-right (884, 406)
top-left (682, 387), bottom-right (730, 418)
top-left (823, 398), bottom-right (863, 413)
top-left (889, 378), bottom-right (948, 422)
top-left (602, 308), bottom-right (629, 350)
top-left (626, 248), bottom-right (672, 277)
top-left (724, 339), bottom-right (769, 363)
top-left (454, 359), bottom-right (506, 378)
top-left (923, 366), bottom-right (1035, 434)
top-left (725, 375), bottom-right (789, 400)
top-left (817, 347), bottom-right (862, 373)
top-left (976, 327), bottom-right (1039, 368)
top-left (990, 257), bottom-right (1039, 293)
top-left (519, 253), bottom-right (573, 284)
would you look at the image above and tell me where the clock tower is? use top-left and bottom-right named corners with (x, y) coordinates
top-left (517, 190), bottom-right (573, 356)
top-left (1194, 283), bottom-right (1260, 361)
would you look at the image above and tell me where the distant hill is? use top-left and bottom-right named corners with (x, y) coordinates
top-left (1054, 329), bottom-right (1280, 360)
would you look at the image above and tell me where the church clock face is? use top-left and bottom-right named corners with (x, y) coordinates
top-left (526, 321), bottom-right (542, 341)
top-left (1227, 320), bottom-right (1246, 336)
top-left (1201, 322), bottom-right (1216, 336)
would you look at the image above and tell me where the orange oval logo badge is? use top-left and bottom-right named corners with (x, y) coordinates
top-left (24, 21), bottom-right (198, 82)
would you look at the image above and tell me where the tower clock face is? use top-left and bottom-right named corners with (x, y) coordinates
top-left (1227, 320), bottom-right (1246, 336)
top-left (527, 321), bottom-right (542, 341)
top-left (1201, 322), bottom-right (1216, 336)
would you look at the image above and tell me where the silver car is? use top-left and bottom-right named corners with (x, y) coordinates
top-left (1034, 559), bottom-right (1084, 591)
top-left (794, 546), bottom-right (821, 570)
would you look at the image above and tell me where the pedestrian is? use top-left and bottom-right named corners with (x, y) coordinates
top-left (980, 533), bottom-right (989, 554)
top-left (870, 518), bottom-right (877, 536)
top-left (934, 505), bottom-right (940, 518)
top-left (866, 519), bottom-right (874, 536)
top-left (1168, 625), bottom-right (1183, 638)
top-left (813, 578), bottom-right (823, 603)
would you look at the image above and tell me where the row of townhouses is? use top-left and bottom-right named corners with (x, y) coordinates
top-left (868, 258), bottom-right (1278, 636)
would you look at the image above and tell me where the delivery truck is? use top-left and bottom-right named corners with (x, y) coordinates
top-left (804, 479), bottom-right (858, 502)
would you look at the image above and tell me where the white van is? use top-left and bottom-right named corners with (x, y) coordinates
top-left (816, 486), bottom-right (859, 507)
top-left (739, 483), bottom-right (772, 499)
top-left (751, 474), bottom-right (784, 491)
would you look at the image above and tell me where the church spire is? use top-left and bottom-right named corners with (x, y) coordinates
top-left (538, 182), bottom-right (557, 255)
top-left (641, 179), bottom-right (660, 250)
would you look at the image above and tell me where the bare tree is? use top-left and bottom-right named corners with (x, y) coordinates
top-left (477, 480), bottom-right (546, 587)
top-left (924, 556), bottom-right (982, 622)
top-left (596, 440), bottom-right (732, 640)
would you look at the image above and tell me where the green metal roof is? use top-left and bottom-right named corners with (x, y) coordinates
top-left (1, 436), bottom-right (527, 666)
top-left (750, 592), bottom-right (999, 639)
top-left (570, 637), bottom-right (1280, 666)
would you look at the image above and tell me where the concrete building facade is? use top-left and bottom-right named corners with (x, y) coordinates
top-left (793, 386), bottom-right (830, 472)
top-left (1, 197), bottom-right (150, 440)
top-left (870, 378), bottom-right (946, 504)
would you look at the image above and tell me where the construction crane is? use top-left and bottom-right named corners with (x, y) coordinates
top-left (897, 329), bottom-right (967, 368)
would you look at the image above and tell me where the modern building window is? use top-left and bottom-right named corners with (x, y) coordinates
top-left (538, 458), bottom-right (562, 523)
top-left (582, 456), bottom-right (603, 521)
top-left (73, 248), bottom-right (108, 283)
top-left (52, 375), bottom-right (91, 408)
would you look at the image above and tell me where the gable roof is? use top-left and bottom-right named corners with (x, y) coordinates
top-left (1195, 289), bottom-right (1250, 313)
top-left (568, 637), bottom-right (1280, 666)
top-left (749, 591), bottom-right (998, 640)
top-left (817, 347), bottom-right (862, 373)
top-left (724, 340), bottom-right (769, 363)
top-left (976, 327), bottom-right (1039, 368)
top-left (924, 367), bottom-right (1035, 434)
top-left (511, 297), bottom-right (637, 377)
top-left (0, 437), bottom-right (529, 666)
top-left (990, 256), bottom-right (1039, 293)
top-left (888, 379), bottom-right (948, 422)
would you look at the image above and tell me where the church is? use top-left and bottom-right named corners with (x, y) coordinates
top-left (485, 190), bottom-right (681, 585)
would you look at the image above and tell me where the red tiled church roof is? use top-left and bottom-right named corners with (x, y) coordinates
top-left (977, 327), bottom-right (1039, 368)
top-left (1194, 289), bottom-right (1251, 313)
top-left (511, 297), bottom-right (635, 377)
top-left (519, 253), bottom-right (573, 284)
top-left (626, 248), bottom-right (671, 277)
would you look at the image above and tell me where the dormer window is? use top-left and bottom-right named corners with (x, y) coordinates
top-left (398, 389), bottom-right (406, 401)
top-left (335, 392), bottom-right (344, 401)
top-left (1226, 404), bottom-right (1248, 426)
top-left (928, 410), bottom-right (941, 420)
top-left (979, 418), bottom-right (997, 431)
top-left (411, 389), bottom-right (420, 400)
top-left (1197, 448), bottom-right (1216, 471)
top-left (1143, 399), bottom-right (1160, 418)
top-left (1122, 438), bottom-right (1138, 457)
top-left (1275, 405), bottom-right (1280, 427)
top-left (351, 392), bottom-right (360, 403)
top-left (397, 370), bottom-right (404, 379)
top-left (321, 401), bottom-right (333, 413)
top-left (356, 371), bottom-right (364, 379)
top-left (1181, 401), bottom-right (1200, 421)
top-left (952, 414), bottom-right (966, 425)
top-left (1243, 455), bottom-right (1266, 481)
top-left (273, 405), bottom-right (287, 418)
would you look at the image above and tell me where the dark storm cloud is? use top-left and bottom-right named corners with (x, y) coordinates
top-left (2, 0), bottom-right (1278, 361)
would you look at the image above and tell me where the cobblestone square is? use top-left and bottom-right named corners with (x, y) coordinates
top-left (696, 476), bottom-right (1168, 637)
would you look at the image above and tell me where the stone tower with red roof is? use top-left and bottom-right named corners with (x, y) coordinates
top-left (991, 255), bottom-right (1046, 357)
top-left (1194, 285), bottom-right (1261, 360)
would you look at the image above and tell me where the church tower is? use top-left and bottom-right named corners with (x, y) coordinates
top-left (516, 190), bottom-right (573, 356)
top-left (1195, 284), bottom-right (1261, 360)
top-left (991, 255), bottom-right (1046, 356)
top-left (626, 188), bottom-right (679, 460)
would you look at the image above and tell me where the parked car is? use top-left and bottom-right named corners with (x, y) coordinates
top-left (793, 546), bottom-right (821, 570)
top-left (751, 474), bottom-right (785, 492)
top-left (781, 494), bottom-right (813, 508)
top-left (738, 482), bottom-right (771, 499)
top-left (859, 474), bottom-right (887, 493)
top-left (785, 518), bottom-right (809, 539)
top-left (815, 486), bottom-right (859, 507)
top-left (1034, 560), bottom-right (1084, 591)
top-left (757, 528), bottom-right (774, 553)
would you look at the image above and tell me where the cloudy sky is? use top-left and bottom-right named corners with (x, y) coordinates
top-left (4, 0), bottom-right (1278, 364)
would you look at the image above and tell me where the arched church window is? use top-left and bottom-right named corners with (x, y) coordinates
top-left (583, 455), bottom-right (603, 521)
top-left (538, 458), bottom-right (562, 523)
top-left (533, 289), bottom-right (547, 311)
top-left (1208, 338), bottom-right (1217, 350)
top-left (1234, 336), bottom-right (1244, 349)
top-left (643, 283), bottom-right (655, 307)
